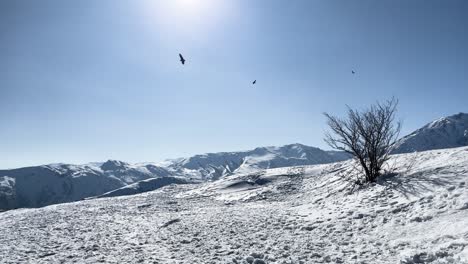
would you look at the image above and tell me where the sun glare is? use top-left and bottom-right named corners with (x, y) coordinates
top-left (143, 0), bottom-right (230, 37)
top-left (172, 0), bottom-right (210, 14)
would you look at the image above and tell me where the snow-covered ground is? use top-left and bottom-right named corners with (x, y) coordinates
top-left (1, 147), bottom-right (467, 263)
top-left (96, 176), bottom-right (199, 199)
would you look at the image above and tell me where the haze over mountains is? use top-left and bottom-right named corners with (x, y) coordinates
top-left (1, 112), bottom-right (467, 211)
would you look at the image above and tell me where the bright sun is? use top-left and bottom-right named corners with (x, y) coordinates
top-left (172, 0), bottom-right (210, 13)
top-left (144, 0), bottom-right (229, 36)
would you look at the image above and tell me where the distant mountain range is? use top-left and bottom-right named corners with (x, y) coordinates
top-left (0, 160), bottom-right (169, 210)
top-left (1, 112), bottom-right (467, 211)
top-left (0, 144), bottom-right (348, 210)
top-left (163, 144), bottom-right (350, 181)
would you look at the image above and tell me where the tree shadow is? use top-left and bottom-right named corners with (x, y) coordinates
top-left (376, 170), bottom-right (462, 199)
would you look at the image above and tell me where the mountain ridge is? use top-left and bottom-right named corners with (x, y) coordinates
top-left (0, 143), bottom-right (348, 210)
top-left (394, 112), bottom-right (468, 153)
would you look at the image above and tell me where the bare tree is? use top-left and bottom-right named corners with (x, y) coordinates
top-left (324, 98), bottom-right (401, 183)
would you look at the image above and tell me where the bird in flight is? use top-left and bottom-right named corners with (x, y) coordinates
top-left (252, 80), bottom-right (256, 85)
top-left (351, 70), bottom-right (356, 74)
top-left (179, 53), bottom-right (186, 65)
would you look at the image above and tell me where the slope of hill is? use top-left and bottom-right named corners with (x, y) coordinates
top-left (0, 147), bottom-right (466, 263)
top-left (394, 112), bottom-right (468, 154)
top-left (96, 176), bottom-right (198, 198)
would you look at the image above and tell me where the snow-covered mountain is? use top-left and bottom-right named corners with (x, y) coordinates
top-left (0, 160), bottom-right (171, 211)
top-left (394, 112), bottom-right (468, 154)
top-left (163, 143), bottom-right (350, 180)
top-left (1, 147), bottom-right (467, 263)
top-left (2, 111), bottom-right (467, 211)
top-left (0, 144), bottom-right (348, 211)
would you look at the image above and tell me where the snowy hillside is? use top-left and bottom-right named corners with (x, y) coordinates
top-left (96, 177), bottom-right (198, 199)
top-left (163, 143), bottom-right (350, 180)
top-left (0, 147), bottom-right (467, 263)
top-left (0, 144), bottom-right (348, 211)
top-left (394, 112), bottom-right (468, 154)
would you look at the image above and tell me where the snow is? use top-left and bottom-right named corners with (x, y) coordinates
top-left (96, 177), bottom-right (199, 198)
top-left (0, 146), bottom-right (467, 263)
top-left (0, 176), bottom-right (15, 188)
top-left (0, 176), bottom-right (16, 211)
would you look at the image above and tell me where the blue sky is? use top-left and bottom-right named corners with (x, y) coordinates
top-left (1, 0), bottom-right (467, 169)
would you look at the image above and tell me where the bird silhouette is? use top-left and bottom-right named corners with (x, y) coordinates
top-left (352, 70), bottom-right (355, 74)
top-left (179, 53), bottom-right (186, 65)
top-left (253, 80), bottom-right (256, 85)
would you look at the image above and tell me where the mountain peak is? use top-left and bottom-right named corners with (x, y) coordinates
top-left (394, 112), bottom-right (468, 154)
top-left (100, 160), bottom-right (129, 171)
top-left (426, 112), bottom-right (468, 129)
